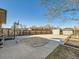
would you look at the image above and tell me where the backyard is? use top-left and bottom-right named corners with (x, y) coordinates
top-left (46, 45), bottom-right (79, 59)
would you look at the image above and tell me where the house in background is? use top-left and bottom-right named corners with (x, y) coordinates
top-left (74, 27), bottom-right (79, 35)
top-left (73, 27), bottom-right (79, 38)
top-left (63, 28), bottom-right (74, 35)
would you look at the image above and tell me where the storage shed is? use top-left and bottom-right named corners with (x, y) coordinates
top-left (63, 28), bottom-right (73, 35)
top-left (52, 28), bottom-right (60, 35)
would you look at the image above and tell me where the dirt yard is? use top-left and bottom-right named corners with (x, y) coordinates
top-left (46, 45), bottom-right (79, 59)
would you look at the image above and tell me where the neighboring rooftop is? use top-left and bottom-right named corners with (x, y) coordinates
top-left (63, 28), bottom-right (73, 31)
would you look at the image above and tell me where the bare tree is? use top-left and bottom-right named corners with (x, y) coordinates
top-left (40, 0), bottom-right (79, 22)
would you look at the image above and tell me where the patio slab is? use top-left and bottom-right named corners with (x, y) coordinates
top-left (0, 40), bottom-right (59, 59)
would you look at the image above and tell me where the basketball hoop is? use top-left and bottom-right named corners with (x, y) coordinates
top-left (0, 8), bottom-right (7, 28)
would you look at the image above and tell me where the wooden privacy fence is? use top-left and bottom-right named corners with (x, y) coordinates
top-left (0, 28), bottom-right (52, 37)
top-left (0, 28), bottom-right (22, 37)
top-left (23, 28), bottom-right (52, 35)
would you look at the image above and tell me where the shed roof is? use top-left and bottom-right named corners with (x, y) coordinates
top-left (63, 28), bottom-right (73, 31)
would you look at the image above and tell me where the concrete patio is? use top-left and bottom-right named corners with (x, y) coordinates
top-left (0, 40), bottom-right (59, 59)
top-left (0, 34), bottom-right (69, 59)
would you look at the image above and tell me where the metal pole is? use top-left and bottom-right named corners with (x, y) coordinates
top-left (14, 22), bottom-right (16, 39)
top-left (2, 34), bottom-right (5, 47)
top-left (8, 29), bottom-right (9, 36)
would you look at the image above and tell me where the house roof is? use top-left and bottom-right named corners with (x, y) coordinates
top-left (63, 28), bottom-right (73, 31)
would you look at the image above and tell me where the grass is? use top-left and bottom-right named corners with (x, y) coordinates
top-left (46, 45), bottom-right (79, 59)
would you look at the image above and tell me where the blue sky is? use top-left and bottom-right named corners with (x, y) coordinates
top-left (0, 0), bottom-right (79, 28)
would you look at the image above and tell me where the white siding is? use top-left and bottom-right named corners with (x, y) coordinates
top-left (63, 31), bottom-right (73, 35)
top-left (52, 29), bottom-right (60, 35)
